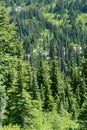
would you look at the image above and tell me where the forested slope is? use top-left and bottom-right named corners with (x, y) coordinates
top-left (0, 0), bottom-right (87, 129)
top-left (5, 0), bottom-right (87, 69)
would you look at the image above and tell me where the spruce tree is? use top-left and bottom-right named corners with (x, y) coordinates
top-left (37, 55), bottom-right (54, 111)
top-left (78, 47), bottom-right (87, 128)
top-left (0, 4), bottom-right (31, 127)
top-left (50, 56), bottom-right (65, 112)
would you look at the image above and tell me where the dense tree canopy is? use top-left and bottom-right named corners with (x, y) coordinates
top-left (0, 0), bottom-right (87, 129)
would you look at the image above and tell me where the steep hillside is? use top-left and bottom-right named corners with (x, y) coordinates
top-left (0, 1), bottom-right (87, 129)
top-left (4, 0), bottom-right (87, 71)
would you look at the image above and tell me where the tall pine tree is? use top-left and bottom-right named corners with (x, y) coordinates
top-left (0, 4), bottom-right (31, 127)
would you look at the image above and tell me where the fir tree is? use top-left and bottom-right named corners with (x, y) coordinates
top-left (50, 56), bottom-right (65, 112)
top-left (37, 55), bottom-right (54, 111)
top-left (0, 5), bottom-right (31, 127)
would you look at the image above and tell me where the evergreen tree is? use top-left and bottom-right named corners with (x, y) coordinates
top-left (78, 47), bottom-right (87, 129)
top-left (37, 55), bottom-right (54, 111)
top-left (31, 69), bottom-right (41, 100)
top-left (0, 5), bottom-right (31, 127)
top-left (50, 56), bottom-right (65, 112)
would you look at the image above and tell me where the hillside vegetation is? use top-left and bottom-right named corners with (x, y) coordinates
top-left (0, 0), bottom-right (87, 129)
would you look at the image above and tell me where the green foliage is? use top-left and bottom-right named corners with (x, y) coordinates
top-left (0, 125), bottom-right (20, 130)
top-left (50, 56), bottom-right (65, 112)
top-left (78, 99), bottom-right (87, 129)
top-left (0, 3), bottom-right (32, 127)
top-left (25, 111), bottom-right (79, 130)
top-left (1, 0), bottom-right (87, 129)
top-left (27, 109), bottom-right (52, 130)
top-left (37, 57), bottom-right (54, 111)
top-left (45, 111), bottom-right (79, 130)
top-left (78, 47), bottom-right (87, 129)
top-left (0, 111), bottom-right (79, 130)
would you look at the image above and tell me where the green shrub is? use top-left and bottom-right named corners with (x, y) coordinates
top-left (0, 125), bottom-right (20, 130)
top-left (0, 111), bottom-right (79, 130)
top-left (26, 108), bottom-right (52, 130)
top-left (25, 110), bottom-right (79, 130)
top-left (44, 111), bottom-right (79, 130)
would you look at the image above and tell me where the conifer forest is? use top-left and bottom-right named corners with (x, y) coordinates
top-left (0, 0), bottom-right (87, 129)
